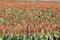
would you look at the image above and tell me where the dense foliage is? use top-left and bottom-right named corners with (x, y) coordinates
top-left (0, 30), bottom-right (60, 40)
top-left (0, 1), bottom-right (60, 40)
top-left (0, 4), bottom-right (60, 40)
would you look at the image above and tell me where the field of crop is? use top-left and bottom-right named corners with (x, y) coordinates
top-left (0, 1), bottom-right (60, 40)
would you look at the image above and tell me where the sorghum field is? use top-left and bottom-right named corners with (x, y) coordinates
top-left (0, 0), bottom-right (60, 40)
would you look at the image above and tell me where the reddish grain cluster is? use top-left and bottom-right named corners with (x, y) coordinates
top-left (0, 1), bottom-right (60, 9)
top-left (0, 1), bottom-right (60, 34)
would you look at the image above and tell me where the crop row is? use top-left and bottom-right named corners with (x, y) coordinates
top-left (0, 8), bottom-right (60, 34)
